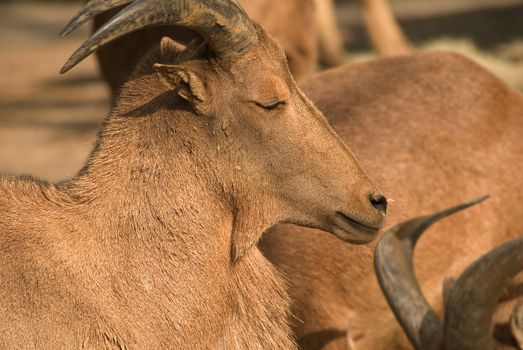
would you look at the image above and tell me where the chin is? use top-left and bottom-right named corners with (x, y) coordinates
top-left (331, 225), bottom-right (380, 244)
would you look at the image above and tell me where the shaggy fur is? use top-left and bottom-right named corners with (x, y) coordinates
top-left (91, 0), bottom-right (413, 101)
top-left (259, 52), bottom-right (523, 349)
top-left (92, 0), bottom-right (341, 98)
top-left (0, 26), bottom-right (386, 349)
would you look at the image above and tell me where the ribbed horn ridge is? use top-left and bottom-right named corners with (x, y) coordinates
top-left (60, 0), bottom-right (132, 37)
top-left (374, 196), bottom-right (489, 350)
top-left (60, 0), bottom-right (258, 74)
top-left (444, 236), bottom-right (523, 350)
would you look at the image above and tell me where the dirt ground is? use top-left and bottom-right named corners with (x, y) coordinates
top-left (0, 2), bottom-right (108, 181)
top-left (1, 0), bottom-right (522, 182)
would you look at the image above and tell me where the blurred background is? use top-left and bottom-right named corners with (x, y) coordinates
top-left (1, 0), bottom-right (522, 182)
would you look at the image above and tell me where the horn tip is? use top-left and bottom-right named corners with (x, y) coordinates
top-left (59, 26), bottom-right (72, 38)
top-left (60, 59), bottom-right (75, 74)
top-left (469, 194), bottom-right (490, 205)
top-left (437, 194), bottom-right (490, 220)
top-left (60, 42), bottom-right (98, 74)
top-left (60, 18), bottom-right (82, 38)
top-left (60, 5), bottom-right (93, 38)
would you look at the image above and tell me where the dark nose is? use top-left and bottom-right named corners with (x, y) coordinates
top-left (369, 193), bottom-right (388, 214)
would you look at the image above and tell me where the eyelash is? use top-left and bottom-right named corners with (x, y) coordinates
top-left (255, 101), bottom-right (286, 110)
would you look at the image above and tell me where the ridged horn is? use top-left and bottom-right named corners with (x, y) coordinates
top-left (60, 0), bottom-right (258, 74)
top-left (444, 236), bottom-right (523, 350)
top-left (60, 0), bottom-right (132, 37)
top-left (374, 196), bottom-right (489, 350)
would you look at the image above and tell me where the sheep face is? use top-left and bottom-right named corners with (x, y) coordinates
top-left (150, 30), bottom-right (387, 257)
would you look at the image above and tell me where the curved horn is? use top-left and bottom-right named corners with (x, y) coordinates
top-left (60, 0), bottom-right (258, 74)
top-left (444, 236), bottom-right (523, 350)
top-left (60, 0), bottom-right (132, 37)
top-left (374, 196), bottom-right (489, 350)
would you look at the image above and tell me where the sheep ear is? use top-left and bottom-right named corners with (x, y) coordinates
top-left (160, 36), bottom-right (186, 57)
top-left (154, 63), bottom-right (209, 114)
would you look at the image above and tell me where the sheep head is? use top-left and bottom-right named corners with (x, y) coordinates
top-left (61, 0), bottom-right (387, 260)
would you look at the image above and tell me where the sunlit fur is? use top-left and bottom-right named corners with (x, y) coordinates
top-left (93, 0), bottom-right (343, 98)
top-left (260, 52), bottom-right (523, 349)
top-left (0, 26), bottom-right (384, 349)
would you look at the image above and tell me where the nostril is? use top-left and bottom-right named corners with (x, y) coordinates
top-left (369, 194), bottom-right (388, 213)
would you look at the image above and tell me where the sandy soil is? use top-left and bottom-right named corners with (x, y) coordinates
top-left (0, 1), bottom-right (522, 182)
top-left (0, 2), bottom-right (108, 181)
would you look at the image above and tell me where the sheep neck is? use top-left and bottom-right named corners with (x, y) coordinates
top-left (55, 110), bottom-right (297, 349)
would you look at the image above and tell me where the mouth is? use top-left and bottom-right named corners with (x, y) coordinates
top-left (332, 211), bottom-right (383, 244)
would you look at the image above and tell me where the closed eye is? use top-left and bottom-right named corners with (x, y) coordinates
top-left (254, 100), bottom-right (286, 110)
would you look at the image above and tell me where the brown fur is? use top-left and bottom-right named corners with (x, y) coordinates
top-left (0, 26), bottom-right (386, 349)
top-left (93, 0), bottom-right (327, 97)
top-left (93, 0), bottom-right (410, 99)
top-left (259, 52), bottom-right (523, 349)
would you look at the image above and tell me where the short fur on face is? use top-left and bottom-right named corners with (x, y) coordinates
top-left (0, 22), bottom-right (384, 349)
